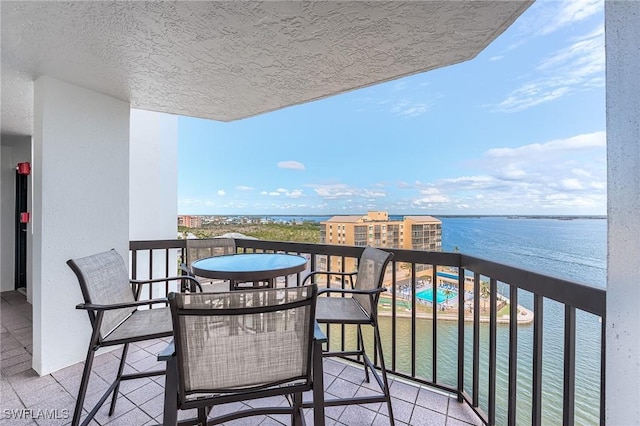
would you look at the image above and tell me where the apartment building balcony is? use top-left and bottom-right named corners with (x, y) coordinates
top-left (2, 239), bottom-right (602, 425)
top-left (0, 288), bottom-right (481, 426)
top-left (0, 1), bottom-right (637, 424)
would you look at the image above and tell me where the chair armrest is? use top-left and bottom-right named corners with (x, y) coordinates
top-left (302, 271), bottom-right (357, 285)
top-left (180, 263), bottom-right (192, 276)
top-left (130, 275), bottom-right (195, 285)
top-left (157, 341), bottom-right (175, 361)
top-left (313, 322), bottom-right (327, 344)
top-left (76, 298), bottom-right (168, 311)
top-left (317, 287), bottom-right (387, 296)
top-left (131, 275), bottom-right (203, 293)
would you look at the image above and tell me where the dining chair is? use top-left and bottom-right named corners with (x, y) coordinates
top-left (182, 238), bottom-right (270, 291)
top-left (159, 284), bottom-right (326, 425)
top-left (303, 246), bottom-right (395, 425)
top-left (67, 249), bottom-right (201, 426)
top-left (181, 238), bottom-right (235, 290)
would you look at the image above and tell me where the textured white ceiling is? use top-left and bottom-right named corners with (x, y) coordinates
top-left (1, 1), bottom-right (531, 136)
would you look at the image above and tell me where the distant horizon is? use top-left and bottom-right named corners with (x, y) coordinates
top-left (178, 213), bottom-right (607, 218)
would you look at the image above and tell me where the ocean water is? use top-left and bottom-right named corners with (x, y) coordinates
top-left (311, 216), bottom-right (606, 425)
top-left (440, 217), bottom-right (606, 288)
top-left (429, 217), bottom-right (604, 425)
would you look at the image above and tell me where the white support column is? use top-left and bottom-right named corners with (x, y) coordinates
top-left (129, 109), bottom-right (178, 242)
top-left (605, 1), bottom-right (640, 424)
top-left (129, 109), bottom-right (179, 285)
top-left (32, 76), bottom-right (130, 375)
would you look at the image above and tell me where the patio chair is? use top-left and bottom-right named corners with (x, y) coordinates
top-left (182, 238), bottom-right (269, 291)
top-left (181, 238), bottom-right (234, 291)
top-left (184, 237), bottom-right (236, 267)
top-left (67, 249), bottom-right (201, 426)
top-left (302, 246), bottom-right (395, 424)
top-left (159, 284), bottom-right (326, 425)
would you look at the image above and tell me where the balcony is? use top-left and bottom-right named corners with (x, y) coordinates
top-left (1, 239), bottom-right (604, 425)
top-left (1, 290), bottom-right (482, 425)
top-left (1, 240), bottom-right (606, 425)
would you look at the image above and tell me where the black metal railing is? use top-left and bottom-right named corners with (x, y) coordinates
top-left (129, 239), bottom-right (605, 426)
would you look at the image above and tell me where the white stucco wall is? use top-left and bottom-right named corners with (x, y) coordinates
top-left (0, 135), bottom-right (32, 294)
top-left (129, 109), bottom-right (178, 241)
top-left (129, 109), bottom-right (179, 290)
top-left (32, 76), bottom-right (130, 375)
top-left (605, 1), bottom-right (640, 424)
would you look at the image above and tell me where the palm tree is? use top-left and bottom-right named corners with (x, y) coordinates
top-left (479, 280), bottom-right (490, 311)
top-left (441, 287), bottom-right (455, 311)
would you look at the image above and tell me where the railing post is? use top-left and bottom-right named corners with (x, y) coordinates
top-left (532, 294), bottom-right (543, 426)
top-left (431, 264), bottom-right (437, 383)
top-left (563, 305), bottom-right (576, 426)
top-left (508, 285), bottom-right (518, 426)
top-left (457, 267), bottom-right (465, 402)
top-left (472, 272), bottom-right (480, 407)
top-left (488, 278), bottom-right (497, 425)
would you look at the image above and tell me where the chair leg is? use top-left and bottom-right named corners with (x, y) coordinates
top-left (312, 338), bottom-right (325, 426)
top-left (71, 346), bottom-right (97, 426)
top-left (356, 325), bottom-right (370, 383)
top-left (292, 393), bottom-right (303, 426)
top-left (197, 407), bottom-right (207, 425)
top-left (374, 324), bottom-right (394, 426)
top-left (108, 343), bottom-right (129, 415)
top-left (162, 357), bottom-right (178, 426)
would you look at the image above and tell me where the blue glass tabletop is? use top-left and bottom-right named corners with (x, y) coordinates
top-left (191, 253), bottom-right (308, 280)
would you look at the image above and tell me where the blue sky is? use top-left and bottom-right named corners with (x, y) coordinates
top-left (178, 0), bottom-right (605, 216)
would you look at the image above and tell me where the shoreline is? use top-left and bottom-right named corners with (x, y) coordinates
top-left (378, 294), bottom-right (534, 325)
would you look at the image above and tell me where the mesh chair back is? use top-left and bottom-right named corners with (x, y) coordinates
top-left (353, 247), bottom-right (394, 317)
top-left (185, 238), bottom-right (236, 267)
top-left (67, 249), bottom-right (136, 339)
top-left (170, 285), bottom-right (317, 399)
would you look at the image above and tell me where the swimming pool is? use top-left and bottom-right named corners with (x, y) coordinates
top-left (416, 288), bottom-right (455, 304)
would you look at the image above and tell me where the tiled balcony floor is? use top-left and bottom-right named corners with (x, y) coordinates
top-left (1, 291), bottom-right (482, 426)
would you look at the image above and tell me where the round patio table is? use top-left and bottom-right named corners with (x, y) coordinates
top-left (191, 253), bottom-right (308, 291)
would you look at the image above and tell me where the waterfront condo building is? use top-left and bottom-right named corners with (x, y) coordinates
top-left (178, 215), bottom-right (202, 228)
top-left (320, 211), bottom-right (442, 273)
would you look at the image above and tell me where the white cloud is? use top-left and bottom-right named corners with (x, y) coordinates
top-left (512, 0), bottom-right (603, 41)
top-left (313, 184), bottom-right (356, 199)
top-left (486, 132), bottom-right (605, 159)
top-left (287, 189), bottom-right (303, 199)
top-left (536, 0), bottom-right (603, 37)
top-left (414, 186), bottom-right (450, 204)
top-left (236, 185), bottom-right (254, 191)
top-left (362, 189), bottom-right (386, 199)
top-left (572, 168), bottom-right (592, 178)
top-left (559, 178), bottom-right (584, 190)
top-left (405, 132), bottom-right (607, 214)
top-left (391, 100), bottom-right (432, 117)
top-left (348, 77), bottom-right (439, 118)
top-left (495, 165), bottom-right (526, 181)
top-left (264, 188), bottom-right (304, 198)
top-left (492, 23), bottom-right (604, 112)
top-left (310, 183), bottom-right (386, 201)
top-left (217, 190), bottom-right (226, 196)
top-left (277, 161), bottom-right (305, 170)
